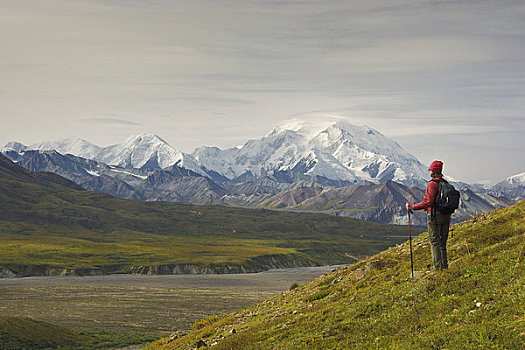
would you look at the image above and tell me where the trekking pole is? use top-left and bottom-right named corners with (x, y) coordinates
top-left (408, 209), bottom-right (414, 279)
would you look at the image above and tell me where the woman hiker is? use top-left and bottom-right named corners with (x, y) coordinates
top-left (406, 160), bottom-right (451, 270)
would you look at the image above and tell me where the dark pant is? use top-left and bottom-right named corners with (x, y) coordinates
top-left (427, 212), bottom-right (452, 270)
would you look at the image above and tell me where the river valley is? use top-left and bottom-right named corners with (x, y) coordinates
top-left (0, 266), bottom-right (344, 336)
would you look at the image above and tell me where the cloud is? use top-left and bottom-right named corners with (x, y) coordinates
top-left (1, 0), bottom-right (523, 184)
top-left (322, 36), bottom-right (497, 73)
top-left (76, 117), bottom-right (140, 126)
top-left (180, 96), bottom-right (255, 106)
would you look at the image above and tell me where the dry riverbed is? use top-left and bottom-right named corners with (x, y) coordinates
top-left (0, 266), bottom-right (343, 335)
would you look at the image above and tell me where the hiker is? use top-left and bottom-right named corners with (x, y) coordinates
top-left (406, 160), bottom-right (451, 270)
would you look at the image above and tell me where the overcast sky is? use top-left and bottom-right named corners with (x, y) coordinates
top-left (1, 0), bottom-right (524, 185)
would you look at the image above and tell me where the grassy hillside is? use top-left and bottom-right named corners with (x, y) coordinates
top-left (0, 155), bottom-right (421, 275)
top-left (146, 199), bottom-right (525, 349)
top-left (0, 316), bottom-right (156, 350)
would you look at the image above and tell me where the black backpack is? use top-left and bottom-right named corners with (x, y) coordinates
top-left (432, 179), bottom-right (460, 214)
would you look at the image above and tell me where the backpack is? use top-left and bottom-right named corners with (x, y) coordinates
top-left (432, 179), bottom-right (460, 214)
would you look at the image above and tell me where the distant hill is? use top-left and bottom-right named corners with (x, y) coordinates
top-left (0, 155), bottom-right (420, 277)
top-left (253, 180), bottom-right (511, 226)
top-left (0, 316), bottom-right (155, 349)
top-left (145, 199), bottom-right (525, 349)
top-left (0, 152), bottom-right (82, 190)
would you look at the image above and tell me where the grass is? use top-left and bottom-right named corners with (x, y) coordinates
top-left (145, 199), bottom-right (525, 349)
top-left (0, 316), bottom-right (157, 350)
top-left (0, 159), bottom-right (423, 275)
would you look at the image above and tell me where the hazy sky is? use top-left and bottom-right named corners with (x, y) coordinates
top-left (1, 0), bottom-right (524, 185)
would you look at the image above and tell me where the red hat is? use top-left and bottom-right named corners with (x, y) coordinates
top-left (429, 160), bottom-right (443, 173)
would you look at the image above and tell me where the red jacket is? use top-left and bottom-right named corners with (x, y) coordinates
top-left (413, 177), bottom-right (442, 213)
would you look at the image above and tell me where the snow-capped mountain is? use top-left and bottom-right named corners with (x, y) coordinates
top-left (2, 138), bottom-right (101, 160)
top-left (1, 142), bottom-right (518, 225)
top-left (4, 120), bottom-right (430, 187)
top-left (2, 141), bottom-right (28, 154)
top-left (95, 133), bottom-right (197, 171)
top-left (2, 118), bottom-right (522, 227)
top-left (27, 138), bottom-right (102, 160)
top-left (193, 119), bottom-right (429, 187)
top-left (490, 172), bottom-right (525, 200)
top-left (4, 149), bottom-right (226, 203)
top-left (1, 132), bottom-right (206, 176)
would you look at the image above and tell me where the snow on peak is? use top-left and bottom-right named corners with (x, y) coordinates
top-left (91, 133), bottom-right (204, 175)
top-left (123, 132), bottom-right (169, 146)
top-left (3, 133), bottom-right (204, 174)
top-left (24, 138), bottom-right (101, 159)
top-left (268, 116), bottom-right (384, 141)
top-left (507, 172), bottom-right (525, 184)
top-left (269, 116), bottom-right (372, 140)
top-left (194, 117), bottom-right (428, 186)
top-left (96, 132), bottom-right (188, 170)
top-left (2, 141), bottom-right (27, 153)
top-left (1, 119), bottom-right (431, 187)
top-left (265, 117), bottom-right (427, 181)
top-left (490, 171), bottom-right (525, 200)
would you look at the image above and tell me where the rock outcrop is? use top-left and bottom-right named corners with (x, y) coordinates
top-left (130, 254), bottom-right (325, 275)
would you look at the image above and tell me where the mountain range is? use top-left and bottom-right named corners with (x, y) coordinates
top-left (2, 119), bottom-right (522, 225)
top-left (489, 172), bottom-right (525, 200)
top-left (3, 120), bottom-right (431, 186)
top-left (192, 119), bottom-right (430, 188)
top-left (0, 153), bottom-right (419, 277)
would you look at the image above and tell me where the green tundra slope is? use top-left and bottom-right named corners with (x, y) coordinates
top-left (0, 155), bottom-right (419, 276)
top-left (146, 199), bottom-right (525, 350)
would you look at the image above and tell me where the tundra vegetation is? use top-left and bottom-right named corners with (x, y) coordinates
top-left (0, 155), bottom-right (424, 349)
top-left (146, 200), bottom-right (524, 350)
top-left (0, 316), bottom-right (158, 350)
